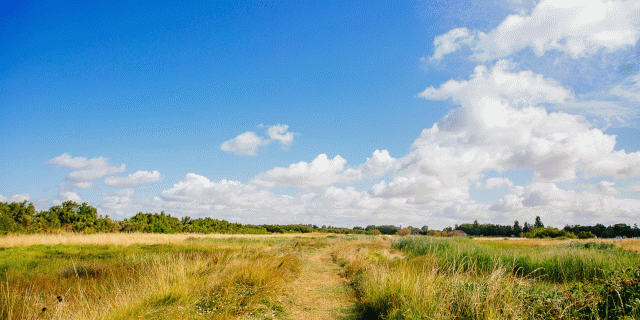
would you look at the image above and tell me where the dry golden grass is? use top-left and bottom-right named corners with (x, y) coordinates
top-left (281, 244), bottom-right (357, 320)
top-left (0, 232), bottom-right (340, 247)
top-left (0, 235), bottom-right (312, 319)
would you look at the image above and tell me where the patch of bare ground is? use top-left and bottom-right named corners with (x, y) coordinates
top-left (280, 246), bottom-right (358, 320)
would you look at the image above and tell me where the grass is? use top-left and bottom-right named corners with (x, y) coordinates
top-left (333, 236), bottom-right (640, 319)
top-left (2, 233), bottom-right (639, 319)
top-left (393, 236), bottom-right (640, 282)
top-left (0, 236), bottom-right (305, 319)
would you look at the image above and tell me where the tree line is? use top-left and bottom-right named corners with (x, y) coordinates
top-left (453, 216), bottom-right (640, 239)
top-left (2, 200), bottom-right (638, 238)
top-left (0, 201), bottom-right (395, 235)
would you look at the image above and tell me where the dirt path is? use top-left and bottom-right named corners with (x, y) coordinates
top-left (281, 246), bottom-right (358, 320)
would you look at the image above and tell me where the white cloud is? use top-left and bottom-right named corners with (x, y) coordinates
top-left (429, 0), bottom-right (640, 62)
top-left (48, 153), bottom-right (90, 169)
top-left (251, 150), bottom-right (396, 190)
top-left (596, 181), bottom-right (617, 194)
top-left (0, 194), bottom-right (30, 203)
top-left (610, 73), bottom-right (640, 102)
top-left (489, 181), bottom-right (640, 225)
top-left (251, 154), bottom-right (360, 189)
top-left (476, 177), bottom-right (514, 190)
top-left (100, 189), bottom-right (137, 215)
top-left (12, 194), bottom-right (30, 202)
top-left (419, 61), bottom-right (572, 109)
top-left (266, 124), bottom-right (296, 149)
top-left (359, 150), bottom-right (397, 178)
top-left (220, 131), bottom-right (270, 156)
top-left (430, 28), bottom-right (475, 62)
top-left (59, 191), bottom-right (82, 202)
top-left (48, 153), bottom-right (126, 189)
top-left (104, 170), bottom-right (162, 187)
top-left (415, 63), bottom-right (639, 184)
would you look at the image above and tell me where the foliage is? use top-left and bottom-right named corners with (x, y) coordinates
top-left (365, 225), bottom-right (400, 235)
top-left (392, 236), bottom-right (640, 282)
top-left (334, 236), bottom-right (640, 319)
top-left (578, 231), bottom-right (596, 239)
top-left (0, 201), bottom-right (368, 235)
top-left (522, 227), bottom-right (577, 239)
top-left (0, 238), bottom-right (303, 319)
top-left (397, 228), bottom-right (411, 236)
top-left (565, 223), bottom-right (640, 239)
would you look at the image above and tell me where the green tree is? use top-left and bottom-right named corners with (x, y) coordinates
top-left (534, 216), bottom-right (544, 229)
top-left (513, 220), bottom-right (522, 237)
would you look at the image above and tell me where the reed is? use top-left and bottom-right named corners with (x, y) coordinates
top-left (393, 236), bottom-right (640, 282)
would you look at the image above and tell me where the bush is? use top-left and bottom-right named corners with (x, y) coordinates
top-left (522, 227), bottom-right (577, 239)
top-left (578, 231), bottom-right (596, 239)
top-left (367, 229), bottom-right (382, 236)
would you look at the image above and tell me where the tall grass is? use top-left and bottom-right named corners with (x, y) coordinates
top-left (0, 239), bottom-right (304, 319)
top-left (393, 236), bottom-right (640, 282)
top-left (333, 236), bottom-right (640, 319)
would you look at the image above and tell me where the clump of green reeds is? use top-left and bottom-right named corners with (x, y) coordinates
top-left (333, 236), bottom-right (640, 319)
top-left (393, 237), bottom-right (640, 282)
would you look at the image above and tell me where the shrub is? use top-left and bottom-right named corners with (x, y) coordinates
top-left (522, 227), bottom-right (577, 239)
top-left (578, 231), bottom-right (596, 239)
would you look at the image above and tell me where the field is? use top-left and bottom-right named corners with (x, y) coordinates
top-left (1, 234), bottom-right (639, 319)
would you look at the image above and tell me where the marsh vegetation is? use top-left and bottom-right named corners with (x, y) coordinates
top-left (1, 234), bottom-right (639, 319)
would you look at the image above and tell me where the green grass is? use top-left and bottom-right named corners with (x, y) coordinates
top-left (0, 238), bottom-right (302, 319)
top-left (3, 235), bottom-right (639, 319)
top-left (392, 236), bottom-right (640, 282)
top-left (332, 236), bottom-right (640, 319)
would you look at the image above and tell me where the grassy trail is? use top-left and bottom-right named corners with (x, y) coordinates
top-left (281, 245), bottom-right (358, 320)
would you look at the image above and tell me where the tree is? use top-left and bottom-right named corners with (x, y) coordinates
top-left (534, 216), bottom-right (544, 229)
top-left (513, 220), bottom-right (522, 237)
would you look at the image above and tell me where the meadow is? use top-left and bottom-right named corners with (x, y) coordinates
top-left (1, 234), bottom-right (639, 319)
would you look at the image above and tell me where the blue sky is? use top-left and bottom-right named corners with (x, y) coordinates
top-left (1, 0), bottom-right (639, 228)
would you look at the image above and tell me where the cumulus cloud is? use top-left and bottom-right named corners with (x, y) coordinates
top-left (476, 177), bottom-right (514, 190)
top-left (359, 150), bottom-right (397, 178)
top-left (221, 125), bottom-right (299, 156)
top-left (251, 150), bottom-right (396, 190)
top-left (0, 194), bottom-right (30, 203)
top-left (429, 0), bottom-right (640, 62)
top-left (59, 191), bottom-right (82, 202)
top-left (430, 28), bottom-right (476, 62)
top-left (220, 132), bottom-right (270, 156)
top-left (104, 170), bottom-right (162, 187)
top-left (100, 188), bottom-right (137, 215)
top-left (415, 63), bottom-right (640, 184)
top-left (266, 124), bottom-right (296, 149)
top-left (489, 181), bottom-right (640, 225)
top-left (147, 173), bottom-right (469, 226)
top-left (596, 181), bottom-right (617, 194)
top-left (419, 61), bottom-right (572, 108)
top-left (48, 153), bottom-right (126, 189)
top-left (251, 154), bottom-right (359, 189)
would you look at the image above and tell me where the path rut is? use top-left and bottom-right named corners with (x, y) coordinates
top-left (281, 246), bottom-right (358, 320)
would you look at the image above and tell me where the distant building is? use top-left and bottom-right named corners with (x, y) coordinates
top-left (451, 230), bottom-right (468, 237)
